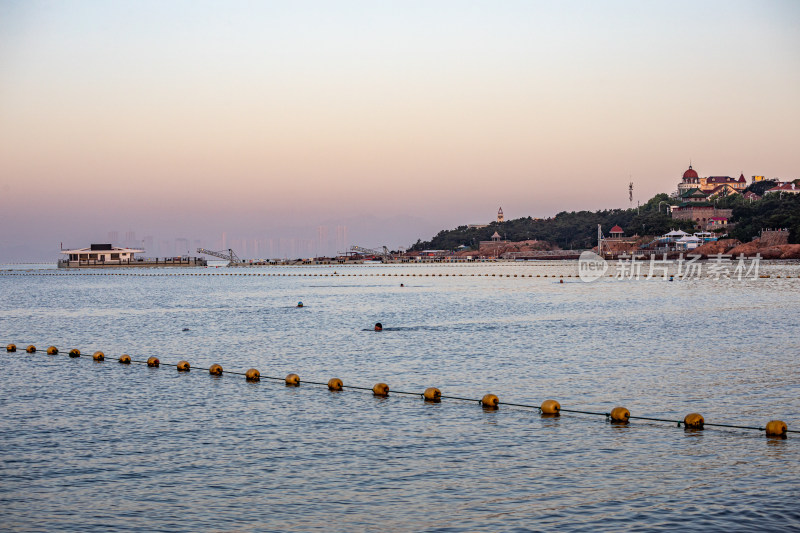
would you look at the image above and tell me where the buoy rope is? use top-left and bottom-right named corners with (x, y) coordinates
top-left (700, 421), bottom-right (767, 431)
top-left (10, 347), bottom-right (797, 435)
top-left (441, 393), bottom-right (485, 402)
top-left (1, 269), bottom-right (796, 280)
top-left (559, 407), bottom-right (610, 416)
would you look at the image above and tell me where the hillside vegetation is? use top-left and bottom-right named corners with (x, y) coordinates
top-left (410, 191), bottom-right (800, 251)
top-left (725, 194), bottom-right (800, 244)
top-left (410, 194), bottom-right (693, 251)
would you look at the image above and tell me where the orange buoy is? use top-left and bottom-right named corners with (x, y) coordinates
top-left (328, 378), bottom-right (343, 391)
top-left (119, 354), bottom-right (131, 364)
top-left (147, 356), bottom-right (159, 367)
top-left (245, 368), bottom-right (260, 381)
top-left (285, 373), bottom-right (300, 386)
top-left (481, 394), bottom-right (499, 409)
top-left (92, 351), bottom-right (105, 361)
top-left (610, 406), bottom-right (630, 423)
top-left (765, 420), bottom-right (788, 438)
top-left (540, 399), bottom-right (561, 416)
top-left (372, 382), bottom-right (389, 396)
top-left (683, 413), bottom-right (704, 429)
top-left (209, 364), bottom-right (223, 376)
top-left (6, 344), bottom-right (16, 352)
top-left (47, 346), bottom-right (58, 355)
top-left (423, 387), bottom-right (441, 403)
top-left (177, 360), bottom-right (190, 372)
top-left (26, 345), bottom-right (36, 353)
top-left (68, 349), bottom-right (80, 358)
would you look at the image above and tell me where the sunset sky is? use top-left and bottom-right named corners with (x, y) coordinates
top-left (1, 1), bottom-right (798, 259)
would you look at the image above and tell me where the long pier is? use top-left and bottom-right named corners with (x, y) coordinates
top-left (57, 257), bottom-right (207, 268)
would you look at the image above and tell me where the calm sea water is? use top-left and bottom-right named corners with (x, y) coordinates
top-left (2, 261), bottom-right (799, 532)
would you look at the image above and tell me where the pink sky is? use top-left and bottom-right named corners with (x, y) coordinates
top-left (1, 1), bottom-right (798, 259)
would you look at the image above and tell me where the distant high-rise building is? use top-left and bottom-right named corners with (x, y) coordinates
top-left (221, 232), bottom-right (227, 250)
top-left (143, 236), bottom-right (154, 254)
top-left (175, 238), bottom-right (190, 256)
top-left (301, 239), bottom-right (314, 258)
top-left (124, 230), bottom-right (136, 247)
top-left (336, 225), bottom-right (348, 254)
top-left (278, 238), bottom-right (293, 259)
top-left (107, 231), bottom-right (119, 243)
top-left (317, 226), bottom-right (329, 256)
top-left (159, 240), bottom-right (172, 257)
top-left (258, 239), bottom-right (271, 259)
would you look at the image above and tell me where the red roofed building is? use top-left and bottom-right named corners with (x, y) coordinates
top-left (609, 225), bottom-right (624, 238)
top-left (676, 165), bottom-right (748, 195)
top-left (707, 183), bottom-right (741, 198)
top-left (671, 205), bottom-right (733, 230)
top-left (678, 165), bottom-right (701, 193)
top-left (766, 182), bottom-right (800, 195)
top-left (708, 216), bottom-right (729, 228)
top-left (743, 191), bottom-right (761, 201)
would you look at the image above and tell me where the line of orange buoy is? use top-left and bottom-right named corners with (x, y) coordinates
top-left (4, 342), bottom-right (795, 438)
top-left (2, 270), bottom-right (797, 279)
top-left (0, 271), bottom-right (567, 277)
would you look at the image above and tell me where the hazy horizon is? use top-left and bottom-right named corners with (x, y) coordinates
top-left (2, 1), bottom-right (798, 261)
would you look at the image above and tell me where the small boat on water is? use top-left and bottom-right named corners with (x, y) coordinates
top-left (58, 243), bottom-right (207, 268)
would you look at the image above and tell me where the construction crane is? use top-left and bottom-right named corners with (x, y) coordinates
top-left (342, 245), bottom-right (391, 259)
top-left (196, 248), bottom-right (242, 266)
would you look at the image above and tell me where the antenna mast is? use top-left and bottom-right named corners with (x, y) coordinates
top-left (597, 224), bottom-right (604, 256)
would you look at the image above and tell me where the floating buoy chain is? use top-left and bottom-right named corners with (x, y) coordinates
top-left (6, 341), bottom-right (796, 437)
top-left (5, 268), bottom-right (798, 280)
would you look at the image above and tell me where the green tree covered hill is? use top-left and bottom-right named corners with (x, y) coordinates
top-left (410, 194), bottom-right (694, 251)
top-left (410, 191), bottom-right (800, 251)
top-left (722, 193), bottom-right (800, 243)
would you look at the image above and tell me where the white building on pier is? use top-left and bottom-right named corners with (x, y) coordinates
top-left (61, 243), bottom-right (144, 263)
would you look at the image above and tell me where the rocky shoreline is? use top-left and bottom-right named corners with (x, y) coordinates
top-left (691, 238), bottom-right (800, 260)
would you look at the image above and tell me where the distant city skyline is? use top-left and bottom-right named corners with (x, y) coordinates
top-left (93, 223), bottom-right (366, 259)
top-left (1, 1), bottom-right (798, 260)
top-left (7, 164), bottom-right (799, 261)
top-left (96, 224), bottom-right (350, 259)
